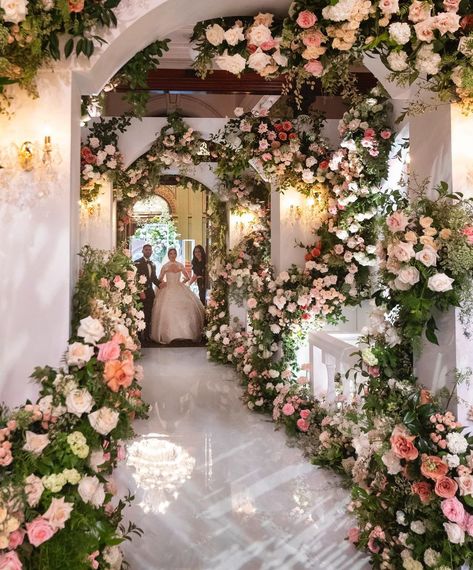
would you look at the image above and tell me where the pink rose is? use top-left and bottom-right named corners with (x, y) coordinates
top-left (26, 517), bottom-right (56, 547)
top-left (99, 278), bottom-right (109, 288)
top-left (43, 497), bottom-right (73, 530)
top-left (367, 525), bottom-right (385, 553)
top-left (379, 0), bottom-right (399, 14)
top-left (456, 474), bottom-right (473, 496)
top-left (409, 0), bottom-right (432, 22)
top-left (433, 12), bottom-right (460, 34)
top-left (386, 211), bottom-right (409, 232)
top-left (260, 39), bottom-right (277, 51)
top-left (415, 19), bottom-right (435, 42)
top-left (97, 340), bottom-right (121, 362)
top-left (297, 418), bottom-right (310, 432)
top-left (364, 128), bottom-right (376, 139)
top-left (380, 130), bottom-right (392, 139)
top-left (441, 497), bottom-right (465, 524)
top-left (300, 409), bottom-right (311, 420)
top-left (25, 474), bottom-right (44, 507)
top-left (302, 30), bottom-right (325, 47)
top-left (8, 530), bottom-right (25, 550)
top-left (347, 527), bottom-right (360, 543)
top-left (462, 227), bottom-right (473, 244)
top-left (304, 60), bottom-right (324, 77)
top-left (443, 0), bottom-right (460, 11)
top-left (296, 10), bottom-right (317, 29)
top-left (0, 552), bottom-right (22, 570)
top-left (464, 514), bottom-right (473, 537)
top-left (282, 403), bottom-right (295, 416)
top-left (435, 476), bottom-right (458, 499)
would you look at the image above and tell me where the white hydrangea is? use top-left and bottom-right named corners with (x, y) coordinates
top-left (415, 44), bottom-right (442, 75)
top-left (387, 50), bottom-right (409, 71)
top-left (446, 432), bottom-right (468, 454)
top-left (389, 22), bottom-right (411, 45)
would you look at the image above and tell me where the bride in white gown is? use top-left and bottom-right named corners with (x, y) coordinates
top-left (151, 248), bottom-right (205, 344)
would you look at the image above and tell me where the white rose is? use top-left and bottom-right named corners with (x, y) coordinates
top-left (41, 0), bottom-right (54, 10)
top-left (88, 137), bottom-right (100, 148)
top-left (427, 273), bottom-right (454, 293)
top-left (38, 395), bottom-right (53, 415)
top-left (302, 169), bottom-right (315, 183)
top-left (0, 0), bottom-right (28, 24)
top-left (415, 246), bottom-right (438, 267)
top-left (89, 450), bottom-right (107, 472)
top-left (443, 522), bottom-right (465, 544)
top-left (215, 51), bottom-right (246, 75)
top-left (77, 316), bottom-right (105, 344)
top-left (234, 107), bottom-right (244, 117)
top-left (103, 546), bottom-right (123, 570)
top-left (88, 407), bottom-right (119, 435)
top-left (66, 342), bottom-right (95, 368)
top-left (23, 431), bottom-right (50, 455)
top-left (270, 324), bottom-right (281, 334)
top-left (247, 49), bottom-right (272, 72)
top-left (224, 25), bottom-right (245, 46)
top-left (397, 266), bottom-right (420, 286)
top-left (205, 23), bottom-right (225, 46)
top-left (423, 548), bottom-right (440, 567)
top-left (66, 388), bottom-right (94, 417)
top-left (410, 520), bottom-right (425, 534)
top-left (335, 229), bottom-right (349, 241)
top-left (387, 51), bottom-right (409, 71)
top-left (389, 22), bottom-right (411, 44)
top-left (78, 476), bottom-right (106, 508)
top-left (361, 348), bottom-right (378, 366)
top-left (104, 144), bottom-right (115, 155)
top-left (247, 24), bottom-right (272, 47)
top-left (445, 453), bottom-right (460, 468)
top-left (272, 49), bottom-right (288, 67)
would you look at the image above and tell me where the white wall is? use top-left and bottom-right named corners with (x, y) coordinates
top-left (0, 71), bottom-right (80, 405)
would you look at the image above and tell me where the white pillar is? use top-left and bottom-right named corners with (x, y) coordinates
top-left (270, 186), bottom-right (313, 273)
top-left (0, 71), bottom-right (80, 406)
top-left (411, 105), bottom-right (473, 426)
top-left (80, 178), bottom-right (116, 250)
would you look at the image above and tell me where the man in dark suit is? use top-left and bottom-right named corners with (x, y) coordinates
top-left (135, 244), bottom-right (161, 342)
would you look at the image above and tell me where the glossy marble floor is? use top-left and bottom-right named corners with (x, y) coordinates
top-left (115, 348), bottom-right (369, 570)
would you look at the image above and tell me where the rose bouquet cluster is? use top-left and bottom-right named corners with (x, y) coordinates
top-left (193, 1), bottom-right (473, 106)
top-left (191, 13), bottom-right (287, 79)
top-left (349, 405), bottom-right (473, 570)
top-left (378, 183), bottom-right (473, 343)
top-left (80, 116), bottom-right (131, 210)
top-left (0, 246), bottom-right (148, 569)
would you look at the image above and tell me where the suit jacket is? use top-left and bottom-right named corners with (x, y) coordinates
top-left (135, 257), bottom-right (160, 296)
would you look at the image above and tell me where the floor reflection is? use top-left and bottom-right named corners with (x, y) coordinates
top-left (115, 348), bottom-right (370, 570)
top-left (127, 434), bottom-right (196, 514)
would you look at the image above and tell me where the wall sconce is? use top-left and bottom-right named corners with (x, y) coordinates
top-left (0, 134), bottom-right (60, 208)
top-left (288, 194), bottom-right (327, 230)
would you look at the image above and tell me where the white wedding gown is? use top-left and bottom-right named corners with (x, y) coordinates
top-left (151, 269), bottom-right (205, 344)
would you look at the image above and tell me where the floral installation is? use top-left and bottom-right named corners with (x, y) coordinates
top-left (377, 181), bottom-right (473, 344)
top-left (0, 246), bottom-right (147, 569)
top-left (191, 13), bottom-right (286, 79)
top-left (0, 0), bottom-right (123, 113)
top-left (80, 116), bottom-right (131, 212)
top-left (192, 1), bottom-right (473, 106)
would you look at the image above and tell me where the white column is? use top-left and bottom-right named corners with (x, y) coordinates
top-left (0, 71), bottom-right (80, 406)
top-left (411, 105), bottom-right (473, 425)
top-left (80, 177), bottom-right (116, 250)
top-left (270, 186), bottom-right (313, 273)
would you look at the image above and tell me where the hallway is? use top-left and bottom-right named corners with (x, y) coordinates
top-left (115, 348), bottom-right (369, 570)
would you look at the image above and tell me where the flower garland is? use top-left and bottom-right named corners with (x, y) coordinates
top-left (192, 2), bottom-right (473, 108)
top-left (0, 246), bottom-right (148, 569)
top-left (0, 0), bottom-right (123, 114)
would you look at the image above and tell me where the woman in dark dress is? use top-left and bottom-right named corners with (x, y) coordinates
top-left (189, 245), bottom-right (207, 306)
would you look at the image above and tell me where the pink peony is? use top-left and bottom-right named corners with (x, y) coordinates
top-left (297, 418), bottom-right (310, 432)
top-left (441, 497), bottom-right (465, 524)
top-left (300, 409), bottom-right (311, 420)
top-left (26, 518), bottom-right (56, 547)
top-left (296, 10), bottom-right (317, 29)
top-left (304, 60), bottom-right (324, 76)
top-left (282, 403), bottom-right (295, 416)
top-left (97, 340), bottom-right (121, 362)
top-left (0, 552), bottom-right (22, 570)
top-left (347, 527), bottom-right (360, 543)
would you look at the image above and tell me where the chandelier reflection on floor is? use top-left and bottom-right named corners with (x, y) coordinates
top-left (126, 435), bottom-right (196, 514)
